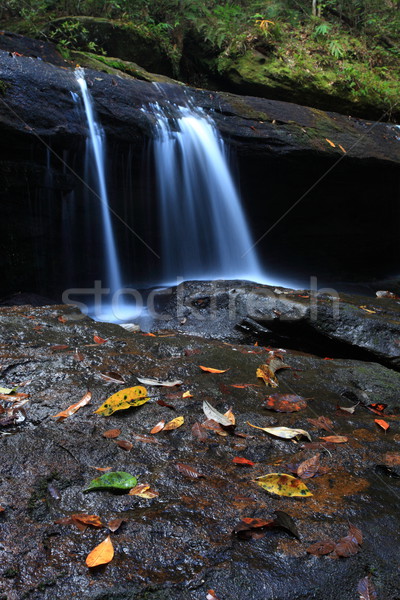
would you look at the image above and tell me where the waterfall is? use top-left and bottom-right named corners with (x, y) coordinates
top-left (150, 102), bottom-right (264, 284)
top-left (74, 69), bottom-right (122, 297)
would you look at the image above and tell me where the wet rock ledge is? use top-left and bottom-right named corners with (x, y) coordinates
top-left (0, 282), bottom-right (400, 600)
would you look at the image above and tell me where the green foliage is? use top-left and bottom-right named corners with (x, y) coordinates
top-left (314, 21), bottom-right (332, 37)
top-left (329, 39), bottom-right (345, 58)
top-left (48, 19), bottom-right (105, 55)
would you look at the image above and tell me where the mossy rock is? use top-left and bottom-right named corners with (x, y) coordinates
top-left (71, 51), bottom-right (181, 85)
top-left (47, 16), bottom-right (175, 77)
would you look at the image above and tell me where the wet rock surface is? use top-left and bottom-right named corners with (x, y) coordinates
top-left (1, 292), bottom-right (400, 600)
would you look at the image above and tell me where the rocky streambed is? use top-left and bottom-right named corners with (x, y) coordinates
top-left (0, 282), bottom-right (400, 600)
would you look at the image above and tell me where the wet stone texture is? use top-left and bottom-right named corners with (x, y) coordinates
top-left (0, 289), bottom-right (400, 600)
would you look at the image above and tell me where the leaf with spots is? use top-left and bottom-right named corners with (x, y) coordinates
top-left (264, 393), bottom-right (308, 412)
top-left (85, 535), bottom-right (114, 567)
top-left (94, 386), bottom-right (149, 416)
top-left (84, 471), bottom-right (137, 493)
top-left (163, 416), bottom-right (184, 430)
top-left (247, 423), bottom-right (311, 441)
top-left (255, 473), bottom-right (313, 497)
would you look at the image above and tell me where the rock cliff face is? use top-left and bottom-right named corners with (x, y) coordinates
top-left (0, 33), bottom-right (399, 299)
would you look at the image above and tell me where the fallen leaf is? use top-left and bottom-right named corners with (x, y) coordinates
top-left (297, 454), bottom-right (320, 479)
top-left (207, 591), bottom-right (221, 600)
top-left (199, 365), bottom-right (229, 374)
top-left (175, 463), bottom-right (205, 478)
top-left (74, 351), bottom-right (84, 362)
top-left (128, 484), bottom-right (159, 498)
top-left (150, 421), bottom-right (165, 434)
top-left (375, 419), bottom-right (389, 431)
top-left (234, 510), bottom-right (299, 540)
top-left (307, 416), bottom-right (333, 431)
top-left (338, 144), bottom-right (346, 153)
top-left (233, 457), bottom-right (255, 466)
top-left (264, 394), bottom-right (308, 412)
top-left (163, 416), bottom-right (184, 430)
top-left (84, 471), bottom-right (137, 492)
top-left (86, 535), bottom-right (114, 567)
top-left (102, 429), bottom-right (121, 439)
top-left (383, 452), bottom-right (400, 466)
top-left (71, 514), bottom-right (103, 529)
top-left (100, 371), bottom-right (125, 384)
top-left (325, 138), bottom-right (336, 147)
top-left (94, 386), bottom-right (149, 416)
top-left (368, 403), bottom-right (387, 414)
top-left (58, 315), bottom-right (67, 323)
top-left (115, 439), bottom-right (133, 451)
top-left (273, 510), bottom-right (300, 539)
top-left (0, 506), bottom-right (5, 512)
top-left (247, 422), bottom-right (311, 441)
top-left (357, 575), bottom-right (377, 600)
top-left (157, 399), bottom-right (175, 410)
top-left (94, 335), bottom-right (107, 344)
top-left (137, 377), bottom-right (182, 387)
top-left (257, 353), bottom-right (290, 387)
top-left (359, 305), bottom-right (376, 314)
top-left (52, 391), bottom-right (92, 421)
top-left (131, 433), bottom-right (162, 444)
top-left (224, 407), bottom-right (236, 425)
top-left (90, 466), bottom-right (112, 471)
top-left (255, 473), bottom-right (312, 497)
top-left (108, 518), bottom-right (124, 532)
top-left (182, 391), bottom-right (193, 398)
top-left (203, 400), bottom-right (232, 427)
top-left (51, 345), bottom-right (70, 351)
top-left (306, 540), bottom-right (336, 556)
top-left (337, 403), bottom-right (358, 414)
top-left (319, 435), bottom-right (348, 443)
top-left (191, 422), bottom-right (208, 442)
top-left (202, 418), bottom-right (228, 436)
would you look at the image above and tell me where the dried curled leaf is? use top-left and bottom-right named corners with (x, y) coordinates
top-left (163, 416), bottom-right (184, 431)
top-left (129, 484), bottom-right (159, 498)
top-left (199, 365), bottom-right (229, 374)
top-left (357, 576), bottom-right (377, 600)
top-left (85, 535), bottom-right (114, 567)
top-left (257, 352), bottom-right (290, 387)
top-left (375, 419), bottom-right (389, 431)
top-left (52, 391), bottom-right (92, 421)
top-left (94, 386), bottom-right (149, 416)
top-left (247, 422), bottom-right (311, 441)
top-left (94, 335), bottom-right (107, 344)
top-left (255, 473), bottom-right (312, 497)
top-left (203, 400), bottom-right (232, 427)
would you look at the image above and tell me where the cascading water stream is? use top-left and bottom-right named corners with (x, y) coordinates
top-left (150, 102), bottom-right (265, 284)
top-left (74, 69), bottom-right (122, 298)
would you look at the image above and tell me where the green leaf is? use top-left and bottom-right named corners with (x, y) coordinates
top-left (84, 471), bottom-right (137, 492)
top-left (0, 386), bottom-right (17, 394)
top-left (94, 386), bottom-right (149, 416)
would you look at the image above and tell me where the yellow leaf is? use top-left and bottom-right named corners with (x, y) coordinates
top-left (163, 416), bottom-right (184, 430)
top-left (359, 305), bottom-right (376, 314)
top-left (94, 386), bottom-right (149, 416)
top-left (256, 365), bottom-right (278, 387)
top-left (338, 144), bottom-right (346, 153)
top-left (52, 391), bottom-right (92, 421)
top-left (85, 535), bottom-right (114, 567)
top-left (129, 484), bottom-right (159, 498)
top-left (224, 407), bottom-right (236, 425)
top-left (247, 422), bottom-right (311, 441)
top-left (182, 391), bottom-right (193, 398)
top-left (325, 138), bottom-right (336, 147)
top-left (255, 473), bottom-right (313, 497)
top-left (199, 365), bottom-right (229, 374)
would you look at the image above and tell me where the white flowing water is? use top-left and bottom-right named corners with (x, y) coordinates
top-left (151, 103), bottom-right (265, 284)
top-left (75, 69), bottom-right (122, 296)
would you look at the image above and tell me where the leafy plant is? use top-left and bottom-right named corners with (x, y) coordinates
top-left (329, 39), bottom-right (345, 58)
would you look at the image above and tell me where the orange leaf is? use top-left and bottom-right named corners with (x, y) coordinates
top-left (233, 457), bottom-right (255, 466)
top-left (115, 439), bottom-right (133, 451)
top-left (90, 466), bottom-right (112, 471)
top-left (52, 391), bottom-right (92, 421)
top-left (224, 407), bottom-right (236, 425)
top-left (163, 416), bottom-right (184, 430)
top-left (94, 335), bottom-right (107, 344)
top-left (102, 428), bottom-right (121, 439)
top-left (375, 419), bottom-right (389, 431)
top-left (71, 514), bottom-right (102, 528)
top-left (129, 484), bottom-right (159, 498)
top-left (182, 391), bottom-right (193, 398)
top-left (85, 535), bottom-right (114, 568)
top-left (199, 365), bottom-right (229, 374)
top-left (325, 138), bottom-right (335, 147)
top-left (338, 144), bottom-right (346, 153)
top-left (150, 420), bottom-right (165, 434)
top-left (319, 435), bottom-right (348, 443)
top-left (58, 315), bottom-right (67, 323)
top-left (142, 332), bottom-right (156, 337)
top-left (207, 591), bottom-right (221, 600)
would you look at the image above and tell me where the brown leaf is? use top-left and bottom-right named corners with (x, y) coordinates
top-left (150, 420), bottom-right (165, 434)
top-left (202, 418), bottom-right (228, 436)
top-left (128, 484), bottom-right (159, 498)
top-left (191, 422), bottom-right (208, 442)
top-left (297, 454), bottom-right (320, 479)
top-left (108, 518), bottom-right (124, 532)
top-left (384, 452), bottom-right (400, 466)
top-left (115, 439), bottom-right (133, 451)
top-left (94, 335), bottom-right (107, 344)
top-left (102, 429), bottom-right (121, 439)
top-left (334, 535), bottom-right (359, 557)
top-left (175, 463), bottom-right (205, 479)
top-left (319, 435), bottom-right (348, 443)
top-left (51, 345), bottom-right (70, 351)
top-left (131, 433), bottom-right (162, 444)
top-left (207, 591), bottom-right (221, 600)
top-left (307, 416), bottom-right (333, 431)
top-left (100, 371), bottom-right (125, 384)
top-left (357, 576), bottom-right (377, 600)
top-left (85, 535), bottom-right (114, 567)
top-left (306, 540), bottom-right (336, 556)
top-left (156, 399), bottom-right (176, 410)
top-left (72, 514), bottom-right (103, 528)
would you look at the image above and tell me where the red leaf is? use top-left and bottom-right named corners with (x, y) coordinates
top-left (233, 457), bottom-right (255, 466)
top-left (175, 463), bottom-right (205, 479)
top-left (264, 393), bottom-right (308, 412)
top-left (157, 399), bottom-right (175, 410)
top-left (368, 403), bottom-right (387, 414)
top-left (94, 335), bottom-right (107, 344)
